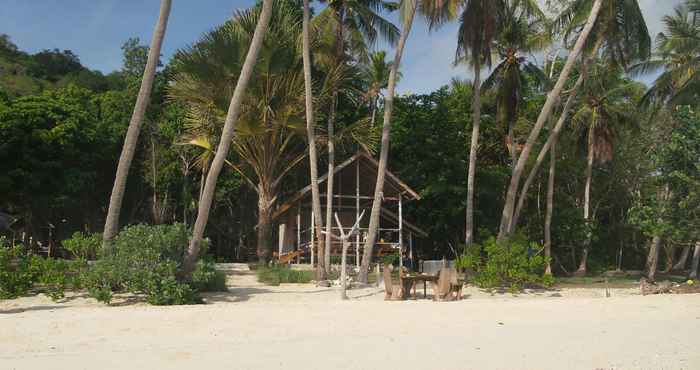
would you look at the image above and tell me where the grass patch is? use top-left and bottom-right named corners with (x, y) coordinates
top-left (256, 265), bottom-right (314, 286)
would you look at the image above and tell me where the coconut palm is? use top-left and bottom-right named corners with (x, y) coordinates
top-left (315, 0), bottom-right (399, 274)
top-left (358, 0), bottom-right (420, 283)
top-left (102, 0), bottom-right (172, 252)
top-left (361, 50), bottom-right (401, 125)
top-left (482, 0), bottom-right (548, 168)
top-left (182, 0), bottom-right (275, 274)
top-left (631, 2), bottom-right (700, 107)
top-left (569, 64), bottom-right (644, 273)
top-left (498, 0), bottom-right (652, 241)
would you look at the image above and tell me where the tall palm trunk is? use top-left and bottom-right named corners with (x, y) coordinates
top-left (182, 0), bottom-right (274, 276)
top-left (497, 0), bottom-right (603, 241)
top-left (509, 36), bottom-right (603, 232)
top-left (358, 0), bottom-right (416, 283)
top-left (544, 127), bottom-right (556, 275)
top-left (690, 241), bottom-right (700, 279)
top-left (465, 61), bottom-right (481, 247)
top-left (302, 0), bottom-right (325, 279)
top-left (576, 125), bottom-right (596, 275)
top-left (102, 0), bottom-right (172, 251)
top-left (323, 10), bottom-right (345, 275)
top-left (645, 235), bottom-right (662, 282)
top-left (324, 99), bottom-right (336, 274)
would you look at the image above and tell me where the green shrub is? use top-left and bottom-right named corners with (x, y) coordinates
top-left (457, 235), bottom-right (553, 292)
top-left (256, 265), bottom-right (313, 286)
top-left (61, 231), bottom-right (101, 260)
top-left (81, 223), bottom-right (214, 305)
top-left (191, 258), bottom-right (228, 292)
top-left (1, 238), bottom-right (84, 300)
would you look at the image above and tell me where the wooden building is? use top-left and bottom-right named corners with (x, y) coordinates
top-left (272, 150), bottom-right (427, 266)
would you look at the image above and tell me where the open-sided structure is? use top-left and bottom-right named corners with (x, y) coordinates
top-left (272, 150), bottom-right (427, 266)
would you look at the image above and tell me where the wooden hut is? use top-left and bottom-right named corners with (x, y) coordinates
top-left (272, 150), bottom-right (427, 266)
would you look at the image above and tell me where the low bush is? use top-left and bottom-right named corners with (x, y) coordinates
top-left (456, 234), bottom-right (553, 292)
top-left (61, 231), bottom-right (101, 260)
top-left (256, 264), bottom-right (314, 286)
top-left (1, 238), bottom-right (84, 300)
top-left (80, 223), bottom-right (219, 305)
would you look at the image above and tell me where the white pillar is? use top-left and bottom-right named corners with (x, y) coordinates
top-left (398, 193), bottom-right (403, 271)
top-left (296, 207), bottom-right (301, 264)
top-left (310, 210), bottom-right (315, 266)
top-left (355, 159), bottom-right (360, 268)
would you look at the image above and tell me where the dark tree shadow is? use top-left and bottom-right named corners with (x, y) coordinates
top-left (0, 305), bottom-right (67, 314)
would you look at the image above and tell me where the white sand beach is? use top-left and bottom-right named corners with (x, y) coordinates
top-left (2, 268), bottom-right (699, 370)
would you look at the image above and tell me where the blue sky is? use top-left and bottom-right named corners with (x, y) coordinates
top-left (0, 0), bottom-right (683, 93)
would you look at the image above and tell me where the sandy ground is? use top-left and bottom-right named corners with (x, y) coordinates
top-left (2, 265), bottom-right (699, 370)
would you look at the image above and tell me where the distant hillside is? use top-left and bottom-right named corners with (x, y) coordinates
top-left (0, 34), bottom-right (122, 97)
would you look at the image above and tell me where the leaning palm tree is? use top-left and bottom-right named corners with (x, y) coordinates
top-left (182, 0), bottom-right (274, 274)
top-left (316, 0), bottom-right (399, 274)
top-left (102, 0), bottom-right (172, 252)
top-left (508, 0), bottom-right (652, 239)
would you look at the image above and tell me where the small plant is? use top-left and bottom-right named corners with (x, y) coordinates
top-left (61, 231), bottom-right (101, 260)
top-left (256, 265), bottom-right (313, 286)
top-left (191, 257), bottom-right (228, 292)
top-left (457, 234), bottom-right (553, 292)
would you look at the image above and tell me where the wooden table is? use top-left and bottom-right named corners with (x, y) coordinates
top-left (401, 274), bottom-right (439, 299)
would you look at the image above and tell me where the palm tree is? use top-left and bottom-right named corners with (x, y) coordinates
top-left (182, 0), bottom-right (274, 274)
top-left (358, 0), bottom-right (419, 283)
top-left (569, 64), bottom-right (644, 274)
top-left (317, 0), bottom-right (399, 274)
top-left (497, 0), bottom-right (653, 241)
top-left (482, 0), bottom-right (548, 168)
top-left (632, 2), bottom-right (700, 107)
top-left (301, 0), bottom-right (326, 278)
top-left (361, 51), bottom-right (401, 125)
top-left (102, 0), bottom-right (172, 252)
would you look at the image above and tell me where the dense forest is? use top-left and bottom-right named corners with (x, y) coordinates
top-left (1, 0), bottom-right (699, 283)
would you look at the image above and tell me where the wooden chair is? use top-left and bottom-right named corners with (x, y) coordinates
top-left (383, 265), bottom-right (407, 301)
top-left (433, 268), bottom-right (463, 301)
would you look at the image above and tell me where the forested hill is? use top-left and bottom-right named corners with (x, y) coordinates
top-left (0, 34), bottom-right (129, 98)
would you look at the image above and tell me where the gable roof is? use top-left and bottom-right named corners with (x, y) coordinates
top-left (272, 150), bottom-right (422, 221)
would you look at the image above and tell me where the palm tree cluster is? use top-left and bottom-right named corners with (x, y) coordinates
top-left (99, 0), bottom-right (700, 281)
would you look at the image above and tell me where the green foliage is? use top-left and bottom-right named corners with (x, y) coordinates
top-left (256, 265), bottom-right (313, 286)
top-left (191, 257), bottom-right (228, 292)
top-left (81, 224), bottom-right (214, 305)
top-left (61, 231), bottom-right (101, 260)
top-left (458, 235), bottom-right (553, 292)
top-left (0, 238), bottom-right (84, 300)
top-left (380, 250), bottom-right (400, 266)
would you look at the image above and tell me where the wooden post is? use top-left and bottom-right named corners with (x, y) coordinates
top-left (296, 207), bottom-right (301, 264)
top-left (398, 193), bottom-right (403, 271)
top-left (355, 159), bottom-right (360, 268)
top-left (310, 210), bottom-right (315, 266)
top-left (409, 231), bottom-right (414, 271)
top-left (278, 223), bottom-right (286, 261)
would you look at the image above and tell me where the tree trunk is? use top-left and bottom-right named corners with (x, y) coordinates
top-left (324, 101), bottom-right (336, 274)
top-left (302, 0), bottom-right (326, 279)
top-left (358, 1), bottom-right (416, 283)
top-left (183, 0), bottom-right (273, 277)
top-left (690, 241), bottom-right (700, 279)
top-left (544, 132), bottom-right (555, 276)
top-left (256, 186), bottom-right (274, 262)
top-left (673, 246), bottom-right (691, 271)
top-left (465, 61), bottom-right (481, 247)
top-left (575, 126), bottom-right (596, 276)
top-left (102, 0), bottom-right (172, 251)
top-left (663, 245), bottom-right (674, 273)
top-left (645, 235), bottom-right (662, 282)
top-left (497, 0), bottom-right (603, 240)
top-left (508, 35), bottom-right (604, 232)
